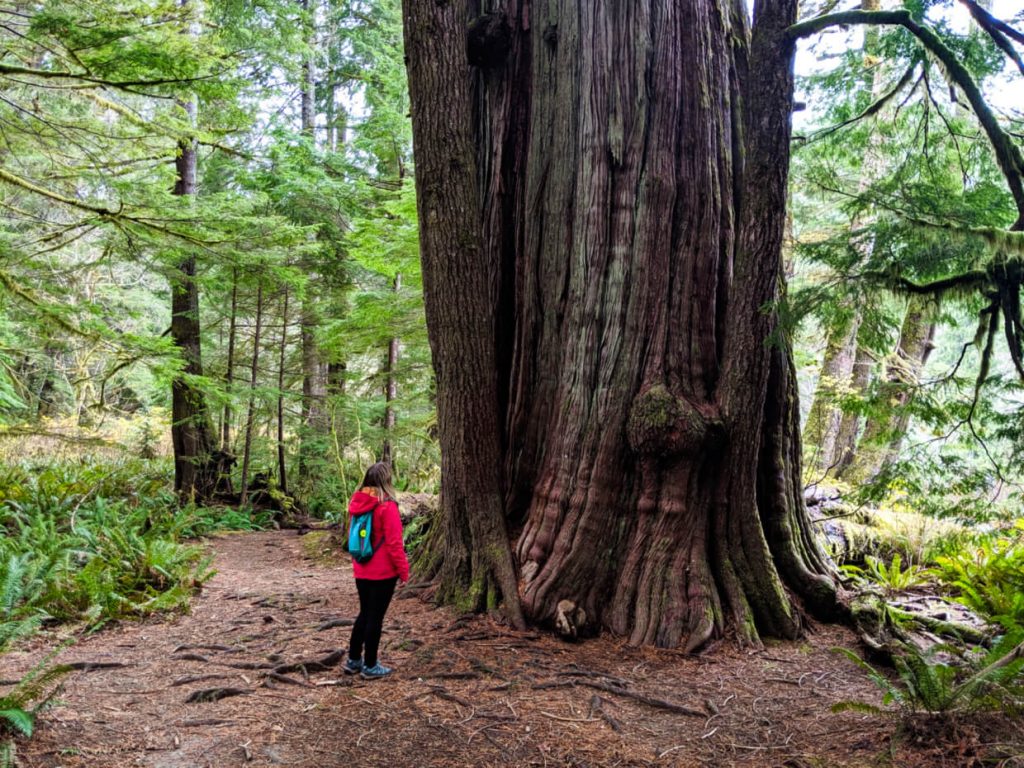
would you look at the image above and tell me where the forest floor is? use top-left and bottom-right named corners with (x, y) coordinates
top-left (2, 531), bottom-right (1020, 768)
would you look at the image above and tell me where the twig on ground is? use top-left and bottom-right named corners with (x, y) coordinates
top-left (533, 679), bottom-right (705, 717)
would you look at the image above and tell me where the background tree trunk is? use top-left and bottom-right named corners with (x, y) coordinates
top-left (802, 312), bottom-right (861, 474)
top-left (800, 0), bottom-right (886, 481)
top-left (382, 272), bottom-right (401, 466)
top-left (170, 94), bottom-right (219, 501)
top-left (298, 0), bottom-right (329, 470)
top-left (239, 284), bottom-right (264, 505)
top-left (222, 267), bottom-right (238, 453)
top-left (832, 343), bottom-right (873, 479)
top-left (848, 295), bottom-right (938, 481)
top-left (278, 288), bottom-right (290, 495)
top-left (405, 0), bottom-right (838, 649)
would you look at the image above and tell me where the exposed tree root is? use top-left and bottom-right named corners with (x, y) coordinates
top-left (271, 649), bottom-right (346, 675)
top-left (184, 687), bottom-right (250, 704)
top-left (316, 618), bottom-right (354, 631)
top-left (532, 679), bottom-right (705, 717)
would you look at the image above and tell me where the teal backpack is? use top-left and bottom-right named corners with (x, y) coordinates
top-left (348, 503), bottom-right (381, 564)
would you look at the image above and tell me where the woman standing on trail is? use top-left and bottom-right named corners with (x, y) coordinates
top-left (344, 462), bottom-right (410, 680)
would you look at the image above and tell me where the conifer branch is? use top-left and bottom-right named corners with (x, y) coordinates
top-left (0, 62), bottom-right (218, 89)
top-left (788, 9), bottom-right (1024, 227)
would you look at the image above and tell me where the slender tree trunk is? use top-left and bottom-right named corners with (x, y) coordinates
top-left (277, 288), bottom-right (289, 495)
top-left (170, 89), bottom-right (219, 500)
top-left (382, 272), bottom-right (401, 466)
top-left (239, 284), bottom-right (264, 505)
top-left (848, 295), bottom-right (938, 481)
top-left (405, 0), bottom-right (837, 649)
top-left (298, 0), bottom-right (329, 469)
top-left (222, 267), bottom-right (238, 452)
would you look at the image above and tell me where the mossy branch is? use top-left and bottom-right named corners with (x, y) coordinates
top-left (787, 9), bottom-right (1024, 227)
top-left (0, 62), bottom-right (217, 90)
top-left (857, 269), bottom-right (988, 297)
top-left (798, 58), bottom-right (918, 144)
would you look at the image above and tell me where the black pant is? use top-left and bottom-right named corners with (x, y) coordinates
top-left (348, 577), bottom-right (397, 668)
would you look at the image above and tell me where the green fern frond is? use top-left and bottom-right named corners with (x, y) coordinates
top-left (0, 709), bottom-right (34, 738)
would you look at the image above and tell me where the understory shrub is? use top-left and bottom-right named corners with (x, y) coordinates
top-left (0, 648), bottom-right (72, 767)
top-left (0, 458), bottom-right (269, 650)
top-left (835, 626), bottom-right (1024, 720)
top-left (930, 520), bottom-right (1024, 626)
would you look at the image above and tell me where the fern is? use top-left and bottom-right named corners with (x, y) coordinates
top-left (841, 553), bottom-right (930, 595)
top-left (834, 633), bottom-right (1024, 721)
top-left (0, 647), bottom-right (72, 761)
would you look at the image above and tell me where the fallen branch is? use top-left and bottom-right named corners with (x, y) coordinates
top-left (588, 694), bottom-right (623, 733)
top-left (65, 661), bottom-right (129, 672)
top-left (265, 672), bottom-right (314, 688)
top-left (540, 711), bottom-right (599, 723)
top-left (176, 718), bottom-right (233, 727)
top-left (173, 644), bottom-right (241, 654)
top-left (175, 653), bottom-right (211, 663)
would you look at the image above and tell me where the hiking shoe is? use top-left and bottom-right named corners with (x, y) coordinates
top-left (343, 657), bottom-right (364, 675)
top-left (360, 663), bottom-right (392, 680)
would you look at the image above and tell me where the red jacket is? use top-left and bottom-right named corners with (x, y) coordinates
top-left (348, 491), bottom-right (410, 582)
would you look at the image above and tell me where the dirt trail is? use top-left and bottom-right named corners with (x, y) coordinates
top-left (0, 530), bottom-right (978, 767)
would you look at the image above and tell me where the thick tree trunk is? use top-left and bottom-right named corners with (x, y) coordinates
top-left (405, 0), bottom-right (837, 649)
top-left (403, 0), bottom-right (525, 626)
top-left (239, 284), bottom-right (264, 505)
top-left (170, 97), bottom-right (219, 500)
top-left (848, 295), bottom-right (937, 481)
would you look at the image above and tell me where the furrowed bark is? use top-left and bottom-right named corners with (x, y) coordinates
top-left (404, 0), bottom-right (838, 648)
top-left (403, 0), bottom-right (525, 628)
